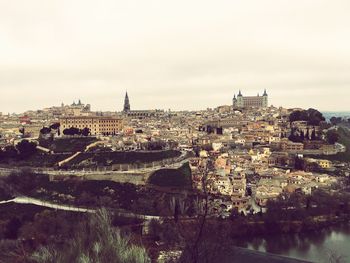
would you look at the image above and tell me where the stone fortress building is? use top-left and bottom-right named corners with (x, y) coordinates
top-left (233, 90), bottom-right (268, 109)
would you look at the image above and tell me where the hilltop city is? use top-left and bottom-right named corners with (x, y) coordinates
top-left (0, 90), bottom-right (350, 262)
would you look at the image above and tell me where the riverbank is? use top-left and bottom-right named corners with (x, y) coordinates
top-left (234, 223), bottom-right (350, 263)
top-left (1, 194), bottom-right (349, 262)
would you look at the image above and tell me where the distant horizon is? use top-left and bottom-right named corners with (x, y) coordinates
top-left (1, 97), bottom-right (350, 115)
top-left (1, 1), bottom-right (350, 113)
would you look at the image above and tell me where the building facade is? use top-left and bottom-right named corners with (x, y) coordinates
top-left (233, 90), bottom-right (268, 108)
top-left (60, 116), bottom-right (123, 136)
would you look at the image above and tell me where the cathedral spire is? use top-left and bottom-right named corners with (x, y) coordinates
top-left (123, 91), bottom-right (130, 112)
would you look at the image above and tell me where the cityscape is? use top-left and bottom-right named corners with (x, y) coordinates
top-left (1, 90), bottom-right (350, 262)
top-left (1, 1), bottom-right (350, 263)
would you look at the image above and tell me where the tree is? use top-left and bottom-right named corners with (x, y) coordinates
top-left (40, 127), bottom-right (51, 135)
top-left (1, 145), bottom-right (17, 159)
top-left (330, 117), bottom-right (342, 126)
top-left (311, 129), bottom-right (317, 140)
top-left (5, 169), bottom-right (46, 194)
top-left (16, 140), bottom-right (37, 158)
top-left (49, 123), bottom-right (60, 130)
top-left (80, 127), bottom-right (90, 137)
top-left (326, 130), bottom-right (339, 144)
top-left (4, 217), bottom-right (22, 239)
top-left (307, 108), bottom-right (325, 126)
top-left (305, 128), bottom-right (310, 140)
top-left (288, 127), bottom-right (303, 143)
top-left (148, 219), bottom-right (162, 241)
top-left (289, 109), bottom-right (325, 126)
top-left (289, 110), bottom-right (303, 122)
top-left (19, 127), bottom-right (25, 136)
top-left (183, 158), bottom-right (213, 263)
top-left (295, 156), bottom-right (305, 170)
top-left (145, 140), bottom-right (166, 150)
top-left (63, 127), bottom-right (80, 136)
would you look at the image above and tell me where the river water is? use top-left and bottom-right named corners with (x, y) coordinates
top-left (235, 224), bottom-right (350, 262)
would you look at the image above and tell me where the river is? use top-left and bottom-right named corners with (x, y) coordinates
top-left (235, 224), bottom-right (350, 263)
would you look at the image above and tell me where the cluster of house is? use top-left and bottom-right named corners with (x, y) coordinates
top-left (0, 100), bottom-right (93, 143)
top-left (0, 98), bottom-right (345, 219)
top-left (185, 106), bottom-right (343, 217)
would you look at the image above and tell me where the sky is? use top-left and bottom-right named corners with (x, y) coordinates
top-left (1, 0), bottom-right (350, 113)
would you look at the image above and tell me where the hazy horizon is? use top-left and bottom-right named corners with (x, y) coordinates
top-left (1, 0), bottom-right (350, 113)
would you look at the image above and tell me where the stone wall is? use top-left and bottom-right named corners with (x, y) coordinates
top-left (81, 171), bottom-right (152, 185)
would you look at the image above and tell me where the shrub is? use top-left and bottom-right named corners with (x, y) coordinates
top-left (148, 163), bottom-right (192, 188)
top-left (31, 209), bottom-right (151, 263)
top-left (16, 140), bottom-right (37, 159)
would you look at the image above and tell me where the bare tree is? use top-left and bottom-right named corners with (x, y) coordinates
top-left (327, 248), bottom-right (346, 263)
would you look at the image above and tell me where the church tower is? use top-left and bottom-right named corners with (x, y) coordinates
top-left (123, 92), bottom-right (130, 112)
top-left (262, 89), bottom-right (268, 107)
top-left (232, 94), bottom-right (237, 108)
top-left (236, 90), bottom-right (244, 108)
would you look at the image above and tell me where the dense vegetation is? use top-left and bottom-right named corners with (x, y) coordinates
top-left (326, 129), bottom-right (340, 144)
top-left (0, 140), bottom-right (37, 160)
top-left (148, 163), bottom-right (192, 188)
top-left (313, 127), bottom-right (350, 162)
top-left (2, 170), bottom-right (138, 209)
top-left (0, 208), bottom-right (150, 263)
top-left (289, 108), bottom-right (325, 125)
top-left (0, 137), bottom-right (97, 167)
top-left (0, 139), bottom-right (181, 168)
top-left (147, 189), bottom-right (350, 262)
top-left (48, 136), bottom-right (97, 153)
top-left (63, 127), bottom-right (91, 137)
top-left (330, 116), bottom-right (350, 126)
top-left (31, 209), bottom-right (150, 263)
top-left (0, 152), bottom-right (70, 167)
top-left (0, 140), bottom-right (71, 167)
top-left (1, 169), bottom-right (193, 216)
top-left (288, 126), bottom-right (318, 142)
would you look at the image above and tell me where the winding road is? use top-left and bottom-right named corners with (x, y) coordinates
top-left (0, 196), bottom-right (162, 221)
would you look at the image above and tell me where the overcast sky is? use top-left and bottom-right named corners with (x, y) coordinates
top-left (1, 0), bottom-right (350, 113)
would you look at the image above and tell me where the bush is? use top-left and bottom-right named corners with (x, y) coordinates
top-left (148, 163), bottom-right (192, 188)
top-left (5, 169), bottom-right (49, 195)
top-left (40, 127), bottom-right (52, 135)
top-left (326, 129), bottom-right (339, 144)
top-left (31, 209), bottom-right (151, 263)
top-left (16, 140), bottom-right (37, 159)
